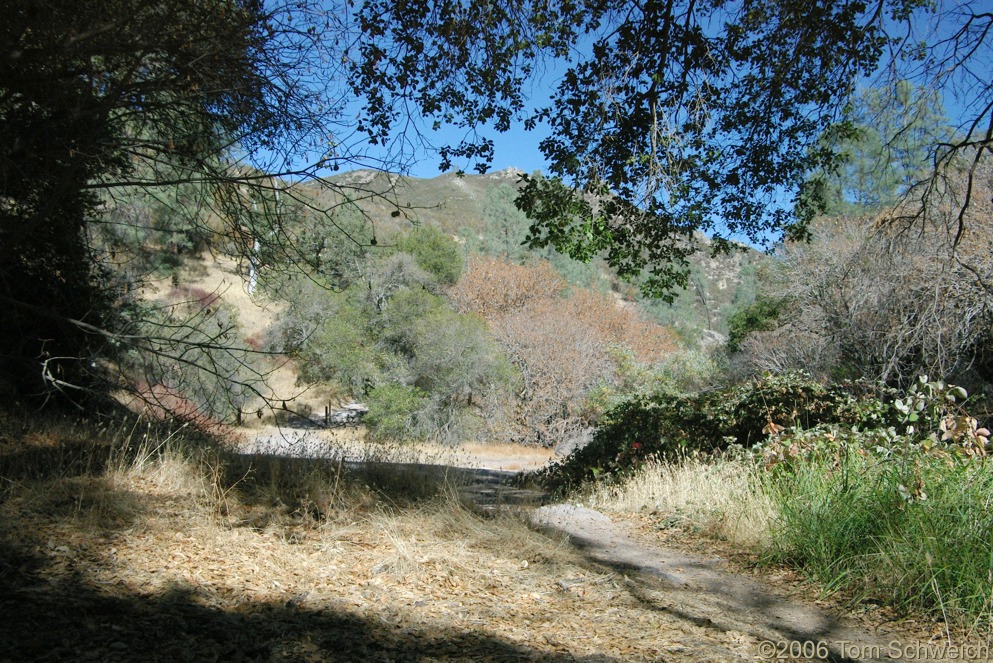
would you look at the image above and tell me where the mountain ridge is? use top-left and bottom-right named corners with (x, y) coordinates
top-left (316, 168), bottom-right (762, 340)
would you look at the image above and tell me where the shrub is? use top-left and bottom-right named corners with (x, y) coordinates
top-left (406, 307), bottom-right (516, 443)
top-left (740, 211), bottom-right (993, 388)
top-left (392, 226), bottom-right (464, 286)
top-left (296, 301), bottom-right (384, 394)
top-left (725, 296), bottom-right (786, 352)
top-left (364, 384), bottom-right (430, 441)
top-left (452, 255), bottom-right (681, 447)
top-left (536, 372), bottom-right (893, 492)
top-left (448, 255), bottom-right (566, 317)
top-left (546, 371), bottom-right (993, 629)
top-left (274, 250), bottom-right (515, 443)
top-left (752, 377), bottom-right (993, 625)
top-left (123, 295), bottom-right (263, 426)
top-left (569, 289), bottom-right (679, 365)
top-left (584, 348), bottom-right (720, 423)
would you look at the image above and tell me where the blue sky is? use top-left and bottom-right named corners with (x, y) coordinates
top-left (401, 120), bottom-right (553, 179)
top-left (254, 97), bottom-right (556, 182)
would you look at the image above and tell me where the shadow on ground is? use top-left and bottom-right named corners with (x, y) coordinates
top-left (532, 504), bottom-right (903, 663)
top-left (0, 565), bottom-right (615, 662)
top-left (0, 419), bottom-right (574, 662)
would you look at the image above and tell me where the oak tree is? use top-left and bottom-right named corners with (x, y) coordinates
top-left (351, 0), bottom-right (993, 296)
top-left (1, 0), bottom-right (383, 411)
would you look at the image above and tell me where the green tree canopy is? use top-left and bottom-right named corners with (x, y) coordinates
top-left (1, 0), bottom-right (284, 398)
top-left (349, 0), bottom-right (993, 295)
top-left (6, 0), bottom-right (992, 412)
top-left (801, 81), bottom-right (954, 217)
top-left (391, 226), bottom-right (464, 286)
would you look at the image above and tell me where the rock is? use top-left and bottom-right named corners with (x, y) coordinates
top-left (554, 426), bottom-right (595, 457)
top-left (326, 402), bottom-right (368, 426)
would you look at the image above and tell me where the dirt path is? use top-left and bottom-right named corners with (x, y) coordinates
top-left (2, 419), bottom-right (953, 662)
top-left (530, 504), bottom-right (932, 662)
top-left (240, 431), bottom-right (945, 661)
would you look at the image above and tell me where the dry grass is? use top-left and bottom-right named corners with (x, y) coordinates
top-left (142, 254), bottom-right (277, 339)
top-left (455, 442), bottom-right (555, 471)
top-left (586, 456), bottom-right (776, 550)
top-left (0, 414), bottom-right (760, 661)
top-left (144, 254), bottom-right (339, 423)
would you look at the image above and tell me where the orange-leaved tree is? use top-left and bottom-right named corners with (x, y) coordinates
top-left (450, 255), bottom-right (679, 447)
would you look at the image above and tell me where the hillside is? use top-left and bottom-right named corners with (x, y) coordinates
top-left (85, 163), bottom-right (760, 449)
top-left (314, 168), bottom-right (762, 341)
top-left (320, 168), bottom-right (523, 236)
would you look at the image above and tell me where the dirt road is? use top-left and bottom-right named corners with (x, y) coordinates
top-left (241, 430), bottom-right (947, 661)
top-left (530, 504), bottom-right (939, 662)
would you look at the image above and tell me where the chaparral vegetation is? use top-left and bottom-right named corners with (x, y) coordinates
top-left (3, 0), bottom-right (993, 658)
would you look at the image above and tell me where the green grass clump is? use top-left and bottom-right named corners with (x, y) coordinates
top-left (767, 450), bottom-right (993, 627)
top-left (540, 371), bottom-right (993, 631)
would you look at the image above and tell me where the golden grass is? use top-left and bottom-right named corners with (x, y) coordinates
top-left (454, 442), bottom-right (556, 471)
top-left (143, 254), bottom-right (338, 422)
top-left (142, 254), bottom-right (278, 339)
top-left (0, 415), bottom-right (764, 661)
top-left (587, 456), bottom-right (776, 550)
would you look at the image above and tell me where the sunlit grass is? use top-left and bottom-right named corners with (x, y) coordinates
top-left (766, 452), bottom-right (993, 631)
top-left (1, 411), bottom-right (698, 661)
top-left (586, 455), bottom-right (776, 550)
top-left (583, 440), bottom-right (993, 636)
